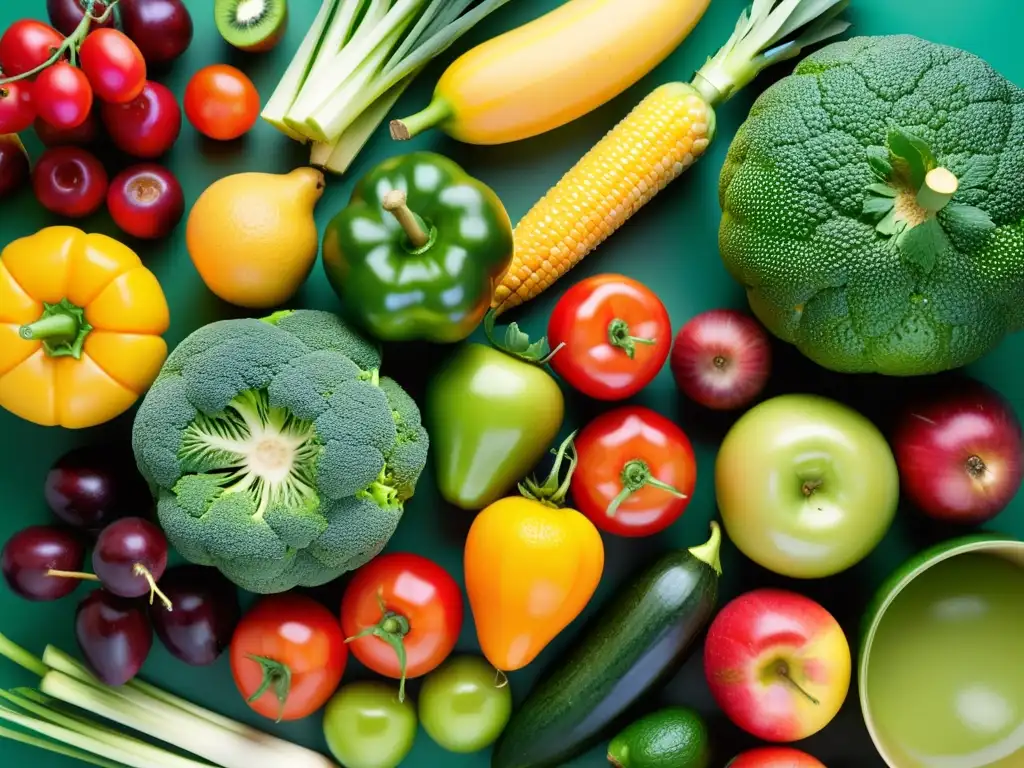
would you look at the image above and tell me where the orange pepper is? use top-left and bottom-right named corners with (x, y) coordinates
top-left (0, 226), bottom-right (170, 429)
top-left (464, 434), bottom-right (604, 672)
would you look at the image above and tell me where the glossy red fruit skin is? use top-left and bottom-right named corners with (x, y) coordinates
top-left (670, 309), bottom-right (772, 411)
top-left (0, 20), bottom-right (64, 76)
top-left (101, 80), bottom-right (181, 158)
top-left (150, 565), bottom-right (241, 666)
top-left (0, 80), bottom-right (37, 135)
top-left (34, 108), bottom-right (100, 146)
top-left (120, 0), bottom-right (194, 66)
top-left (2, 526), bottom-right (86, 601)
top-left (184, 65), bottom-right (260, 141)
top-left (92, 517), bottom-right (168, 599)
top-left (33, 62), bottom-right (93, 129)
top-left (0, 135), bottom-right (30, 197)
top-left (893, 381), bottom-right (1024, 524)
top-left (79, 29), bottom-right (146, 104)
top-left (107, 164), bottom-right (184, 239)
top-left (44, 446), bottom-right (149, 531)
top-left (47, 0), bottom-right (116, 38)
top-left (32, 146), bottom-right (108, 218)
top-left (75, 589), bottom-right (153, 686)
top-left (727, 747), bottom-right (826, 767)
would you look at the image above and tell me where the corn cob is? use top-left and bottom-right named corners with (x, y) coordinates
top-left (490, 0), bottom-right (853, 316)
top-left (492, 83), bottom-right (714, 315)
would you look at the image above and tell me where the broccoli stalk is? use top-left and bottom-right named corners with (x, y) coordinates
top-left (179, 389), bottom-right (322, 522)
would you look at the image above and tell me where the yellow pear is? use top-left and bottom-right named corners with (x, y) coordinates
top-left (186, 167), bottom-right (325, 309)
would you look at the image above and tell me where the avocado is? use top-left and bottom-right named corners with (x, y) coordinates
top-left (607, 707), bottom-right (710, 768)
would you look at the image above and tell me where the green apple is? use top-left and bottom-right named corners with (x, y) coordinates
top-left (715, 394), bottom-right (898, 578)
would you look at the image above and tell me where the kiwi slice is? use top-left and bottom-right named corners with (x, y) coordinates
top-left (215, 0), bottom-right (289, 53)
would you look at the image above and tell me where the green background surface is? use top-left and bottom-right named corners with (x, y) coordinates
top-left (1, 0), bottom-right (1022, 766)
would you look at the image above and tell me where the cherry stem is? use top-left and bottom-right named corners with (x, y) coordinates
top-left (45, 569), bottom-right (100, 582)
top-left (343, 589), bottom-right (410, 702)
top-left (133, 563), bottom-right (173, 612)
top-left (606, 459), bottom-right (686, 517)
top-left (607, 318), bottom-right (656, 360)
top-left (0, 1), bottom-right (118, 85)
top-left (775, 662), bottom-right (820, 706)
top-left (246, 654), bottom-right (292, 723)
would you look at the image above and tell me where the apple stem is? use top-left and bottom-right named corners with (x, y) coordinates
top-left (775, 662), bottom-right (820, 706)
top-left (606, 459), bottom-right (687, 517)
top-left (713, 354), bottom-right (729, 369)
top-left (966, 455), bottom-right (987, 478)
top-left (801, 479), bottom-right (823, 497)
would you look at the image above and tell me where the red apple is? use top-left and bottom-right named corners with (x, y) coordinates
top-left (704, 588), bottom-right (850, 742)
top-left (727, 747), bottom-right (827, 767)
top-left (892, 380), bottom-right (1022, 525)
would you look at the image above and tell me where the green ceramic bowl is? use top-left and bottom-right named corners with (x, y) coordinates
top-left (859, 534), bottom-right (1024, 767)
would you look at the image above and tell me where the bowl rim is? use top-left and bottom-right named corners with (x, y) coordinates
top-left (858, 535), bottom-right (1024, 768)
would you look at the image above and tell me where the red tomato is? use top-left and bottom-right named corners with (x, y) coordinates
top-left (0, 20), bottom-right (63, 77)
top-left (230, 594), bottom-right (346, 722)
top-left (79, 29), bottom-right (146, 104)
top-left (33, 62), bottom-right (92, 129)
top-left (341, 553), bottom-right (463, 700)
top-left (183, 64), bottom-right (260, 141)
top-left (571, 406), bottom-right (696, 537)
top-left (548, 274), bottom-right (671, 401)
top-left (0, 80), bottom-right (36, 134)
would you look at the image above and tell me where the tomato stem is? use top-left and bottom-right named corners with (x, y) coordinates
top-left (606, 459), bottom-right (687, 517)
top-left (132, 563), bottom-right (173, 612)
top-left (344, 591), bottom-right (411, 702)
top-left (245, 655), bottom-right (293, 722)
top-left (517, 432), bottom-right (579, 509)
top-left (0, 1), bottom-right (118, 85)
top-left (607, 318), bottom-right (656, 360)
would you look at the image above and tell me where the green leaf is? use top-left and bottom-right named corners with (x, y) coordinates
top-left (866, 146), bottom-right (893, 181)
top-left (959, 156), bottom-right (997, 190)
top-left (875, 208), bottom-right (906, 237)
top-left (898, 218), bottom-right (950, 274)
top-left (482, 308), bottom-right (554, 363)
top-left (887, 127), bottom-right (935, 188)
top-left (863, 195), bottom-right (896, 221)
top-left (865, 183), bottom-right (898, 198)
top-left (941, 203), bottom-right (996, 249)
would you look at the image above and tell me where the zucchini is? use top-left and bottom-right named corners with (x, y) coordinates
top-left (491, 522), bottom-right (723, 768)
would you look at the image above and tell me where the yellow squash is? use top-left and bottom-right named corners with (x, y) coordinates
top-left (390, 0), bottom-right (711, 145)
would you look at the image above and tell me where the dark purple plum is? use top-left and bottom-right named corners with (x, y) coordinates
top-left (47, 0), bottom-right (116, 37)
top-left (76, 589), bottom-right (153, 686)
top-left (120, 0), bottom-right (193, 65)
top-left (92, 518), bottom-right (169, 605)
top-left (2, 526), bottom-right (86, 601)
top-left (44, 446), bottom-right (152, 531)
top-left (151, 565), bottom-right (241, 666)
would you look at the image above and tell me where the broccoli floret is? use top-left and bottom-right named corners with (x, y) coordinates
top-left (379, 376), bottom-right (430, 501)
top-left (264, 309), bottom-right (382, 372)
top-left (132, 311), bottom-right (427, 594)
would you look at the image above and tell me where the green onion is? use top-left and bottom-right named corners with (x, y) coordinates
top-left (261, 0), bottom-right (515, 174)
top-left (0, 633), bottom-right (340, 768)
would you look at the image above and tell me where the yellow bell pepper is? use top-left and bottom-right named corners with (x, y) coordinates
top-left (0, 226), bottom-right (170, 429)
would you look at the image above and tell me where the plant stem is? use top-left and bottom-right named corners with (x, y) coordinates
top-left (19, 314), bottom-right (78, 343)
top-left (687, 521), bottom-right (722, 575)
top-left (607, 319), bottom-right (656, 360)
top-left (390, 97), bottom-right (452, 141)
top-left (606, 459), bottom-right (686, 517)
top-left (0, 2), bottom-right (117, 85)
top-left (133, 564), bottom-right (173, 612)
top-left (775, 662), bottom-right (820, 706)
top-left (917, 167), bottom-right (959, 213)
top-left (382, 190), bottom-right (430, 248)
top-left (45, 569), bottom-right (100, 582)
top-left (344, 596), bottom-right (411, 702)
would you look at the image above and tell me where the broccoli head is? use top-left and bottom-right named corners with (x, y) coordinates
top-left (132, 310), bottom-right (428, 594)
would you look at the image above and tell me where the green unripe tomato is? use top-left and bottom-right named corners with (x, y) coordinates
top-left (322, 681), bottom-right (417, 768)
top-left (418, 655), bottom-right (512, 753)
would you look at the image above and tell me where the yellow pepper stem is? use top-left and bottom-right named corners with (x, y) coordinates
top-left (18, 299), bottom-right (92, 359)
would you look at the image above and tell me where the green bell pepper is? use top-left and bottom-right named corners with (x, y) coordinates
top-left (322, 152), bottom-right (514, 343)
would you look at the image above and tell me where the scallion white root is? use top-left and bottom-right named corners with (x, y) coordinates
top-left (262, 0), bottom-right (515, 173)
